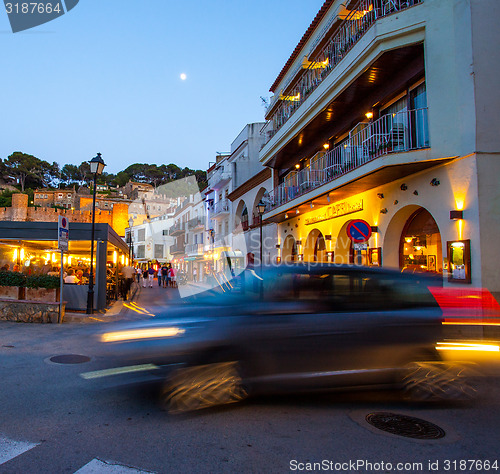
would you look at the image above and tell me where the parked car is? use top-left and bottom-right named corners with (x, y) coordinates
top-left (94, 264), bottom-right (475, 413)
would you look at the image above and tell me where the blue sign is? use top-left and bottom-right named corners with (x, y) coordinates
top-left (346, 219), bottom-right (372, 243)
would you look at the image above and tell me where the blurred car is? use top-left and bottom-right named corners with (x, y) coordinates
top-left (94, 264), bottom-right (476, 413)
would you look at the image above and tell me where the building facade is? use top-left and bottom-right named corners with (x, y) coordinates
top-left (259, 0), bottom-right (500, 295)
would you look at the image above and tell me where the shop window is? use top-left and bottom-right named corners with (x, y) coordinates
top-left (400, 209), bottom-right (442, 275)
top-left (447, 240), bottom-right (471, 284)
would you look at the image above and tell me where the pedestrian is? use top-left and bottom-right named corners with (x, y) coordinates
top-left (193, 267), bottom-right (197, 283)
top-left (121, 264), bottom-right (135, 300)
top-left (157, 266), bottom-right (162, 287)
top-left (168, 266), bottom-right (177, 288)
top-left (161, 264), bottom-right (169, 288)
top-left (148, 266), bottom-right (155, 287)
top-left (142, 267), bottom-right (148, 288)
top-left (136, 266), bottom-right (142, 284)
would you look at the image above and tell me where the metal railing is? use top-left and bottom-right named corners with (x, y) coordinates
top-left (213, 200), bottom-right (230, 215)
top-left (187, 217), bottom-right (206, 230)
top-left (267, 108), bottom-right (429, 210)
top-left (267, 0), bottom-right (422, 136)
top-left (185, 243), bottom-right (204, 255)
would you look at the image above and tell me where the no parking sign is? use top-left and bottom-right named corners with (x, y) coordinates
top-left (346, 219), bottom-right (372, 243)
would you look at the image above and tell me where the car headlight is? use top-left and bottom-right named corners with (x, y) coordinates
top-left (101, 327), bottom-right (186, 343)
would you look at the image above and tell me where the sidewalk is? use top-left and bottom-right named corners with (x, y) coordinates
top-left (62, 280), bottom-right (140, 324)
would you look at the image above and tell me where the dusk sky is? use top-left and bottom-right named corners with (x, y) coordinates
top-left (1, 0), bottom-right (324, 175)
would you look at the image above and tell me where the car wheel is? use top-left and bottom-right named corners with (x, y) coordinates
top-left (161, 361), bottom-right (248, 414)
top-left (403, 361), bottom-right (478, 402)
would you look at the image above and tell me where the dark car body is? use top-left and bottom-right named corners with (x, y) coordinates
top-left (95, 264), bottom-right (469, 412)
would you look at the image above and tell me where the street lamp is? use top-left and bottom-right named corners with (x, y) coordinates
top-left (86, 153), bottom-right (106, 314)
top-left (128, 217), bottom-right (134, 263)
top-left (257, 200), bottom-right (266, 274)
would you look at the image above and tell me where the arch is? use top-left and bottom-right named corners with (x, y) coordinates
top-left (303, 228), bottom-right (327, 262)
top-left (384, 205), bottom-right (442, 273)
top-left (282, 234), bottom-right (297, 263)
top-left (233, 199), bottom-right (248, 231)
top-left (334, 220), bottom-right (354, 265)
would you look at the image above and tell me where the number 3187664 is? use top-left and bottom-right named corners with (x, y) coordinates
top-left (5, 3), bottom-right (62, 14)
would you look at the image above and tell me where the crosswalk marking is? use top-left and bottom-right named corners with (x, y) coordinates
top-left (0, 435), bottom-right (39, 465)
top-left (74, 458), bottom-right (155, 473)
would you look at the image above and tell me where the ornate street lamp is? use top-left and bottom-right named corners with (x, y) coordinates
top-left (257, 200), bottom-right (266, 274)
top-left (128, 217), bottom-right (134, 263)
top-left (86, 153), bottom-right (106, 314)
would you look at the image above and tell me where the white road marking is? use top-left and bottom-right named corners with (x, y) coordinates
top-left (74, 458), bottom-right (155, 473)
top-left (0, 435), bottom-right (39, 465)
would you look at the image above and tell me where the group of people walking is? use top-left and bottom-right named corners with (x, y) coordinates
top-left (138, 264), bottom-right (177, 288)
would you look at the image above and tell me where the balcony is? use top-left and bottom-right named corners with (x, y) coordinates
top-left (170, 244), bottom-right (185, 255)
top-left (169, 221), bottom-right (185, 236)
top-left (209, 167), bottom-right (231, 189)
top-left (212, 200), bottom-right (230, 219)
top-left (185, 243), bottom-right (204, 256)
top-left (187, 217), bottom-right (206, 230)
top-left (265, 0), bottom-right (423, 137)
top-left (267, 108), bottom-right (429, 211)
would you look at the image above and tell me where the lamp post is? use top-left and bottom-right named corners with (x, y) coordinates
top-left (257, 200), bottom-right (266, 275)
top-left (128, 217), bottom-right (134, 263)
top-left (86, 153), bottom-right (106, 314)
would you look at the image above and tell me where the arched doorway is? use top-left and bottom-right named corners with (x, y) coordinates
top-left (282, 235), bottom-right (297, 263)
top-left (400, 208), bottom-right (442, 274)
top-left (304, 229), bottom-right (327, 262)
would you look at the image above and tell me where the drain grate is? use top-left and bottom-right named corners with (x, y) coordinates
top-left (49, 354), bottom-right (91, 364)
top-left (366, 412), bottom-right (445, 439)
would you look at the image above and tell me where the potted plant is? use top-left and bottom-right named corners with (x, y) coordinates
top-left (0, 271), bottom-right (27, 299)
top-left (25, 275), bottom-right (60, 302)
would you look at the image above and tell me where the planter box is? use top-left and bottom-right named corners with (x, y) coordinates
top-left (26, 287), bottom-right (60, 303)
top-left (0, 286), bottom-right (24, 300)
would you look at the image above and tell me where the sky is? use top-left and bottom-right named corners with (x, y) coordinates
top-left (1, 0), bottom-right (324, 175)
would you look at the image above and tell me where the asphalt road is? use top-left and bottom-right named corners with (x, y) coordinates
top-left (1, 283), bottom-right (500, 473)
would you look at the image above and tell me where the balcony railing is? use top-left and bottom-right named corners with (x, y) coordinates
top-left (169, 221), bottom-right (185, 235)
top-left (187, 217), bottom-right (206, 230)
top-left (170, 244), bottom-right (185, 254)
top-left (185, 243), bottom-right (204, 255)
top-left (267, 108), bottom-right (429, 211)
top-left (266, 0), bottom-right (423, 137)
top-left (213, 200), bottom-right (230, 216)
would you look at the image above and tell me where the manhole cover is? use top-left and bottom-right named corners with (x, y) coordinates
top-left (365, 412), bottom-right (445, 439)
top-left (49, 354), bottom-right (91, 364)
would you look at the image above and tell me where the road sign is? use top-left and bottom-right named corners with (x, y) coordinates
top-left (346, 219), bottom-right (372, 243)
top-left (58, 216), bottom-right (69, 251)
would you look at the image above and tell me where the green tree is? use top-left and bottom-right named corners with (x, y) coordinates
top-left (4, 152), bottom-right (58, 192)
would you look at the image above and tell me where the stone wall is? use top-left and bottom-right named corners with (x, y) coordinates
top-left (0, 299), bottom-right (63, 323)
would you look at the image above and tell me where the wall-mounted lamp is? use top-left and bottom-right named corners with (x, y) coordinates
top-left (275, 244), bottom-right (281, 249)
top-left (430, 178), bottom-right (440, 186)
top-left (310, 202), bottom-right (314, 208)
top-left (323, 143), bottom-right (330, 150)
top-left (295, 163), bottom-right (300, 170)
top-left (296, 209), bottom-right (299, 214)
top-left (450, 210), bottom-right (464, 220)
top-left (377, 193), bottom-right (384, 199)
top-left (296, 240), bottom-right (302, 246)
top-left (370, 226), bottom-right (379, 233)
top-left (285, 213), bottom-right (288, 219)
top-left (393, 200), bottom-right (398, 205)
top-left (380, 208), bottom-right (388, 214)
top-left (327, 195), bottom-right (331, 203)
top-left (325, 234), bottom-right (332, 240)
top-left (365, 112), bottom-right (373, 120)
top-left (400, 183), bottom-right (408, 191)
top-left (413, 190), bottom-right (419, 196)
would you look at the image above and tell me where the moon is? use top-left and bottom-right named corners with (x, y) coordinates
top-left (180, 73), bottom-right (187, 81)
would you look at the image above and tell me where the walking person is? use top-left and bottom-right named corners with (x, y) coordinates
top-left (121, 264), bottom-right (135, 301)
top-left (157, 266), bottom-right (163, 287)
top-left (148, 266), bottom-right (155, 288)
top-left (161, 263), bottom-right (169, 288)
top-left (142, 267), bottom-right (148, 288)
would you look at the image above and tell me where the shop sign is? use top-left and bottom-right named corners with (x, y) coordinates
top-left (305, 199), bottom-right (363, 225)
